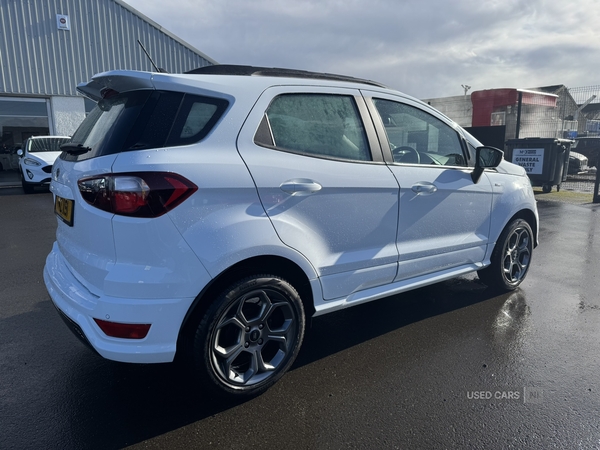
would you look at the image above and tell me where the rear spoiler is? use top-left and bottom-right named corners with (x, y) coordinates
top-left (77, 70), bottom-right (155, 102)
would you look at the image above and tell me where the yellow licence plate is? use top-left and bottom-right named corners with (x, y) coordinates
top-left (54, 195), bottom-right (74, 226)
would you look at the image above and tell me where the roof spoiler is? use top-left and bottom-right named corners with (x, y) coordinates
top-left (77, 70), bottom-right (155, 102)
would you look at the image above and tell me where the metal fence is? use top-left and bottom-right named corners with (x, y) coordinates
top-left (563, 85), bottom-right (600, 202)
top-left (563, 171), bottom-right (600, 203)
top-left (475, 84), bottom-right (600, 202)
top-left (505, 85), bottom-right (600, 141)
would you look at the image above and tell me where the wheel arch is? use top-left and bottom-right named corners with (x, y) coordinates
top-left (478, 209), bottom-right (536, 290)
top-left (176, 255), bottom-right (315, 359)
top-left (508, 208), bottom-right (538, 248)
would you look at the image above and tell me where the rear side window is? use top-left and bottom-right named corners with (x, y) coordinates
top-left (166, 95), bottom-right (224, 147)
top-left (254, 94), bottom-right (371, 162)
top-left (64, 90), bottom-right (228, 161)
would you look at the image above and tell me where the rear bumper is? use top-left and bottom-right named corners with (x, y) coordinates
top-left (44, 242), bottom-right (195, 363)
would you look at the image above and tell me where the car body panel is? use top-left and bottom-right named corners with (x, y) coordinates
top-left (237, 143), bottom-right (401, 300)
top-left (44, 245), bottom-right (194, 363)
top-left (482, 170), bottom-right (539, 262)
top-left (51, 155), bottom-right (119, 293)
top-left (390, 165), bottom-right (492, 279)
top-left (110, 143), bottom-right (319, 283)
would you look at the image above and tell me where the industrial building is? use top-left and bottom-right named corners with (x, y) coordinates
top-left (424, 85), bottom-right (600, 150)
top-left (0, 0), bottom-right (215, 172)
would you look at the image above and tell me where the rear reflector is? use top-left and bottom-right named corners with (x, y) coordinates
top-left (94, 318), bottom-right (151, 339)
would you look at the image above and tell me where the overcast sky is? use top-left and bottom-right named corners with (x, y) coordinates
top-left (123, 0), bottom-right (600, 99)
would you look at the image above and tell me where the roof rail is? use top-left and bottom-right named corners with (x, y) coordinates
top-left (184, 64), bottom-right (387, 88)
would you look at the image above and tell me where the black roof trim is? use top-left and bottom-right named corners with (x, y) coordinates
top-left (184, 64), bottom-right (387, 88)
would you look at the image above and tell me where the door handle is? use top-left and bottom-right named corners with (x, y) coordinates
top-left (280, 179), bottom-right (322, 196)
top-left (411, 182), bottom-right (437, 195)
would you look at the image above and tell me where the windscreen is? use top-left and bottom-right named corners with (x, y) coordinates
top-left (28, 137), bottom-right (70, 152)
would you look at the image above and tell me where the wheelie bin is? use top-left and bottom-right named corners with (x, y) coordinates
top-left (505, 138), bottom-right (573, 193)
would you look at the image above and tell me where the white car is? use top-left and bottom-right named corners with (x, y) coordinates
top-left (17, 136), bottom-right (70, 193)
top-left (44, 66), bottom-right (539, 398)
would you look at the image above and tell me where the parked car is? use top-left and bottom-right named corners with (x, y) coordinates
top-left (44, 65), bottom-right (539, 398)
top-left (0, 145), bottom-right (22, 171)
top-left (572, 137), bottom-right (600, 168)
top-left (17, 136), bottom-right (70, 193)
top-left (568, 150), bottom-right (589, 174)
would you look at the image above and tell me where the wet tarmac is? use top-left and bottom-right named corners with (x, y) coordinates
top-left (1, 191), bottom-right (599, 449)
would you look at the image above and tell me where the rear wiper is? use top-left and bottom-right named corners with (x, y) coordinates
top-left (129, 142), bottom-right (149, 150)
top-left (61, 143), bottom-right (92, 155)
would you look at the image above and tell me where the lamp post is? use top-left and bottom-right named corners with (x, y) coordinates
top-left (461, 84), bottom-right (471, 122)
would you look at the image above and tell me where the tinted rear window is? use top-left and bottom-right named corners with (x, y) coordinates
top-left (63, 90), bottom-right (228, 161)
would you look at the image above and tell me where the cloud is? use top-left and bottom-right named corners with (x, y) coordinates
top-left (123, 0), bottom-right (600, 98)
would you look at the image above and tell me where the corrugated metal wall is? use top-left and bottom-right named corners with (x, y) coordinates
top-left (0, 0), bottom-right (216, 96)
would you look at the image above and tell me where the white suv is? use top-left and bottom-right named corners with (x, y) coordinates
top-left (18, 135), bottom-right (71, 193)
top-left (44, 65), bottom-right (538, 397)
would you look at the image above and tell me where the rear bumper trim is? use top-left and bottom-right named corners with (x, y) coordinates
top-left (53, 303), bottom-right (99, 355)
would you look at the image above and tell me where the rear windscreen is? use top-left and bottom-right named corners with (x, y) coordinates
top-left (62, 90), bottom-right (229, 161)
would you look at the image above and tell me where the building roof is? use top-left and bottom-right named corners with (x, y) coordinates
top-left (0, 0), bottom-right (216, 96)
top-left (582, 103), bottom-right (600, 113)
top-left (527, 85), bottom-right (567, 95)
top-left (113, 0), bottom-right (217, 65)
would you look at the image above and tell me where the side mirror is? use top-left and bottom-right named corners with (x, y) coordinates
top-left (472, 146), bottom-right (504, 183)
top-left (16, 149), bottom-right (23, 157)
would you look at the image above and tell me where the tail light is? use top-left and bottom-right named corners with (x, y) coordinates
top-left (78, 172), bottom-right (197, 218)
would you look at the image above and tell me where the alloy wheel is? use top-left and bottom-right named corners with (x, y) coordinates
top-left (209, 287), bottom-right (298, 387)
top-left (501, 226), bottom-right (531, 285)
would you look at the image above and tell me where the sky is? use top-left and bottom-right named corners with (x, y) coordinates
top-left (122, 0), bottom-right (600, 99)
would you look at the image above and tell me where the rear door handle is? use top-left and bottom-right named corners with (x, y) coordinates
top-left (411, 182), bottom-right (437, 195)
top-left (280, 179), bottom-right (322, 196)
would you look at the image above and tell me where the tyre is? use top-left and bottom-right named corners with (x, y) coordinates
top-left (192, 274), bottom-right (305, 398)
top-left (21, 174), bottom-right (35, 194)
top-left (478, 219), bottom-right (533, 291)
top-left (542, 184), bottom-right (551, 193)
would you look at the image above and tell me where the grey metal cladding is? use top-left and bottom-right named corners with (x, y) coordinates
top-left (0, 0), bottom-right (216, 96)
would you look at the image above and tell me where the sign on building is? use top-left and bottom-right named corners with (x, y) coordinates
top-left (56, 14), bottom-right (70, 31)
top-left (512, 148), bottom-right (544, 174)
